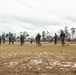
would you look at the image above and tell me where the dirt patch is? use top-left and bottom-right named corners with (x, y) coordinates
top-left (0, 51), bottom-right (76, 75)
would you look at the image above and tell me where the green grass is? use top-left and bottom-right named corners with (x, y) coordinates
top-left (0, 42), bottom-right (76, 51)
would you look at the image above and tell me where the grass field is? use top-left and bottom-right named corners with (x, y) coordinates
top-left (0, 42), bottom-right (76, 75)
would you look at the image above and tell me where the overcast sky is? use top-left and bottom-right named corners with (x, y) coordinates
top-left (0, 0), bottom-right (76, 37)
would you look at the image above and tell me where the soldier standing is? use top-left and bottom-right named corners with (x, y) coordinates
top-left (37, 33), bottom-right (41, 46)
top-left (20, 35), bottom-right (24, 45)
top-left (54, 33), bottom-right (57, 45)
top-left (60, 31), bottom-right (65, 46)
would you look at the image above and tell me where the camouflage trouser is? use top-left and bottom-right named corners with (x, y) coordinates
top-left (61, 38), bottom-right (65, 46)
top-left (37, 40), bottom-right (41, 46)
top-left (54, 39), bottom-right (57, 44)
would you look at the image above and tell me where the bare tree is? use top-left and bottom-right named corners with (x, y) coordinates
top-left (64, 26), bottom-right (71, 39)
top-left (42, 31), bottom-right (46, 41)
top-left (70, 27), bottom-right (76, 39)
top-left (46, 31), bottom-right (51, 41)
top-left (2, 32), bottom-right (5, 44)
top-left (58, 29), bottom-right (63, 33)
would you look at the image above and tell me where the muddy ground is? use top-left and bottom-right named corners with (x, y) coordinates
top-left (0, 51), bottom-right (76, 75)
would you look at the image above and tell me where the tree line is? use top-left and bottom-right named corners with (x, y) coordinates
top-left (0, 26), bottom-right (76, 45)
top-left (42, 26), bottom-right (76, 42)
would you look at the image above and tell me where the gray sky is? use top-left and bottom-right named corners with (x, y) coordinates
top-left (0, 0), bottom-right (76, 37)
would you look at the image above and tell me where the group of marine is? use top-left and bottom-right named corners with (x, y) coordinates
top-left (0, 31), bottom-right (65, 46)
